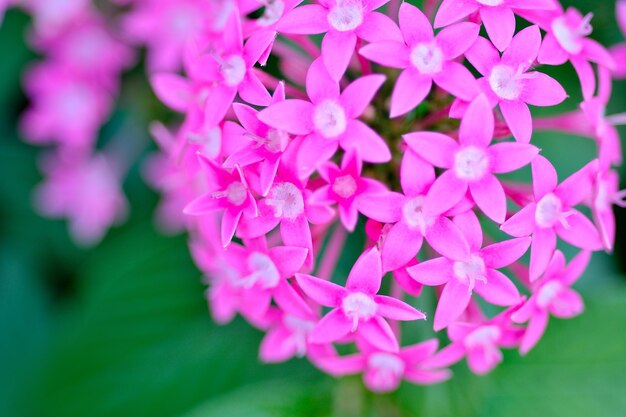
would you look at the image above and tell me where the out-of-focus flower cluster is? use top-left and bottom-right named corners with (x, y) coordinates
top-left (5, 0), bottom-right (626, 392)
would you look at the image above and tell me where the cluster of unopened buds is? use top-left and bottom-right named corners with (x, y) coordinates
top-left (4, 0), bottom-right (626, 392)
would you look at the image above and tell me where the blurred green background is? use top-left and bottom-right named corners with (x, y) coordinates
top-left (1, 1), bottom-right (626, 416)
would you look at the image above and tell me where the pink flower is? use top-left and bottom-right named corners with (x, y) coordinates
top-left (408, 211), bottom-right (527, 330)
top-left (35, 151), bottom-right (128, 246)
top-left (536, 7), bottom-right (616, 99)
top-left (296, 248), bottom-right (425, 351)
top-left (317, 339), bottom-right (451, 392)
top-left (258, 58), bottom-right (390, 177)
top-left (259, 307), bottom-right (319, 363)
top-left (309, 151), bottom-right (387, 231)
top-left (611, 0), bottom-right (626, 78)
top-left (511, 250), bottom-right (589, 354)
top-left (359, 3), bottom-right (480, 117)
top-left (405, 95), bottom-right (539, 223)
top-left (590, 167), bottom-right (626, 252)
top-left (434, 0), bottom-right (556, 51)
top-left (423, 308), bottom-right (524, 375)
top-left (358, 150), bottom-right (471, 272)
top-left (465, 25), bottom-right (568, 143)
top-left (501, 156), bottom-right (602, 281)
top-left (183, 154), bottom-right (258, 247)
top-left (278, 0), bottom-right (402, 80)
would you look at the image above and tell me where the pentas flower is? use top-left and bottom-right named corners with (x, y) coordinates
top-left (405, 95), bottom-right (539, 223)
top-left (224, 82), bottom-right (291, 196)
top-left (423, 307), bottom-right (524, 375)
top-left (194, 12), bottom-right (271, 128)
top-left (259, 307), bottom-right (319, 363)
top-left (536, 7), bottom-right (616, 99)
top-left (501, 156), bottom-right (602, 281)
top-left (511, 250), bottom-right (589, 354)
top-left (465, 26), bottom-right (568, 143)
top-left (612, 0), bottom-right (626, 78)
top-left (258, 58), bottom-right (390, 177)
top-left (184, 155), bottom-right (257, 247)
top-left (296, 248), bottom-right (426, 351)
top-left (309, 151), bottom-right (387, 232)
top-left (358, 150), bottom-right (471, 272)
top-left (590, 168), bottom-right (626, 252)
top-left (359, 3), bottom-right (480, 118)
top-left (408, 211), bottom-right (528, 331)
top-left (317, 339), bottom-right (451, 392)
top-left (434, 0), bottom-right (556, 51)
top-left (278, 0), bottom-right (402, 81)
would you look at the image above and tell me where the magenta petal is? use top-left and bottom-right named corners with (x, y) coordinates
top-left (221, 209), bottom-right (242, 247)
top-left (239, 71), bottom-right (272, 106)
top-left (520, 310), bottom-right (549, 355)
top-left (316, 353), bottom-right (365, 376)
top-left (273, 281), bottom-right (314, 318)
top-left (434, 0), bottom-right (479, 28)
top-left (398, 2), bottom-right (434, 44)
top-left (436, 22), bottom-right (480, 59)
top-left (470, 174), bottom-right (507, 224)
top-left (571, 57), bottom-right (595, 101)
top-left (500, 100), bottom-right (533, 144)
top-left (259, 159), bottom-right (280, 196)
top-left (400, 150), bottom-right (436, 195)
top-left (549, 287), bottom-right (584, 318)
top-left (232, 103), bottom-right (264, 135)
top-left (459, 95), bottom-right (494, 147)
top-left (481, 237), bottom-right (532, 269)
top-left (529, 228), bottom-right (557, 281)
top-left (433, 61), bottom-right (480, 102)
top-left (277, 5), bottom-right (330, 34)
top-left (480, 6), bottom-right (516, 51)
top-left (426, 217), bottom-right (471, 261)
top-left (339, 203), bottom-right (359, 232)
top-left (390, 69), bottom-right (433, 118)
top-left (403, 131), bottom-right (457, 168)
top-left (356, 11), bottom-right (403, 43)
top-left (489, 142), bottom-right (539, 173)
top-left (270, 246), bottom-right (309, 278)
top-left (281, 216), bottom-right (314, 266)
top-left (555, 162), bottom-right (595, 207)
top-left (381, 221), bottom-right (424, 272)
top-left (205, 84), bottom-right (237, 127)
top-left (295, 273), bottom-right (347, 306)
top-left (340, 120), bottom-right (391, 163)
top-left (420, 343), bottom-right (466, 369)
top-left (183, 194), bottom-right (224, 215)
top-left (359, 41), bottom-right (410, 68)
top-left (521, 72), bottom-right (568, 107)
top-left (423, 170), bottom-right (468, 217)
top-left (359, 316), bottom-right (399, 352)
top-left (375, 295), bottom-right (426, 320)
top-left (260, 326), bottom-right (297, 363)
top-left (555, 211), bottom-right (602, 251)
top-left (340, 74), bottom-right (386, 118)
top-left (310, 309), bottom-right (353, 343)
top-left (258, 99), bottom-right (314, 135)
top-left (433, 279), bottom-right (472, 331)
top-left (297, 134), bottom-right (339, 179)
top-left (465, 36), bottom-right (500, 77)
top-left (346, 247), bottom-right (383, 294)
top-left (562, 250), bottom-right (591, 286)
top-left (407, 257), bottom-right (454, 286)
top-left (322, 30), bottom-right (357, 82)
top-left (501, 25), bottom-right (542, 70)
top-left (150, 73), bottom-right (191, 111)
top-left (306, 58), bottom-right (340, 103)
top-left (358, 192), bottom-right (404, 223)
top-left (531, 155), bottom-right (558, 199)
top-left (501, 203), bottom-right (537, 237)
top-left (474, 269), bottom-right (521, 306)
top-left (467, 345), bottom-right (502, 375)
top-left (537, 32), bottom-right (569, 66)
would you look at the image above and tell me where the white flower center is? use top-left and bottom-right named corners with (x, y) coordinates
top-left (476, 0), bottom-right (503, 6)
top-left (266, 182), bottom-right (305, 219)
top-left (242, 252), bottom-right (281, 289)
top-left (551, 14), bottom-right (593, 55)
top-left (265, 129), bottom-right (289, 153)
top-left (464, 325), bottom-right (501, 349)
top-left (257, 0), bottom-right (285, 27)
top-left (536, 280), bottom-right (563, 308)
top-left (410, 42), bottom-right (444, 75)
top-left (187, 126), bottom-right (222, 159)
top-left (220, 55), bottom-right (246, 87)
top-left (313, 100), bottom-right (347, 138)
top-left (402, 196), bottom-right (432, 234)
top-left (454, 146), bottom-right (490, 181)
top-left (367, 352), bottom-right (405, 390)
top-left (453, 254), bottom-right (487, 292)
top-left (342, 292), bottom-right (378, 331)
top-left (332, 175), bottom-right (358, 199)
top-left (327, 0), bottom-right (364, 32)
top-left (225, 181), bottom-right (247, 206)
top-left (489, 65), bottom-right (524, 100)
top-left (535, 193), bottom-right (572, 229)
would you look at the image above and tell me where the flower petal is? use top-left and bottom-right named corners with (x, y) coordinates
top-left (277, 4), bottom-right (330, 34)
top-left (346, 247), bottom-right (383, 294)
top-left (310, 308), bottom-right (353, 343)
top-left (433, 61), bottom-right (480, 102)
top-left (322, 30), bottom-right (357, 81)
top-left (375, 295), bottom-right (426, 320)
top-left (501, 25), bottom-right (541, 70)
top-left (356, 11), bottom-right (403, 43)
top-left (306, 58), bottom-right (340, 103)
top-left (295, 273), bottom-right (347, 307)
top-left (500, 100), bottom-right (532, 144)
top-left (521, 72), bottom-right (568, 106)
top-left (399, 2), bottom-right (434, 45)
top-left (257, 100), bottom-right (314, 135)
top-left (489, 142), bottom-right (539, 173)
top-left (423, 170), bottom-right (468, 217)
top-left (531, 155), bottom-right (558, 199)
top-left (459, 94), bottom-right (494, 147)
top-left (481, 237), bottom-right (532, 269)
top-left (436, 22), bottom-right (481, 59)
top-left (470, 174), bottom-right (507, 224)
top-left (359, 316), bottom-right (399, 352)
top-left (381, 221), bottom-right (424, 272)
top-left (359, 41), bottom-right (410, 69)
top-left (407, 257), bottom-right (454, 286)
top-left (434, 0), bottom-right (479, 28)
top-left (433, 279), bottom-right (472, 331)
top-left (403, 132), bottom-right (457, 168)
top-left (426, 217), bottom-right (472, 261)
top-left (474, 269), bottom-right (521, 306)
top-left (529, 227), bottom-right (557, 282)
top-left (480, 6), bottom-right (516, 51)
top-left (340, 120), bottom-right (391, 163)
top-left (340, 74), bottom-right (386, 118)
top-left (390, 69), bottom-right (433, 118)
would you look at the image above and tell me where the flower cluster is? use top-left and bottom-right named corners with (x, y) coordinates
top-left (5, 0), bottom-right (626, 392)
top-left (6, 0), bottom-right (134, 245)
